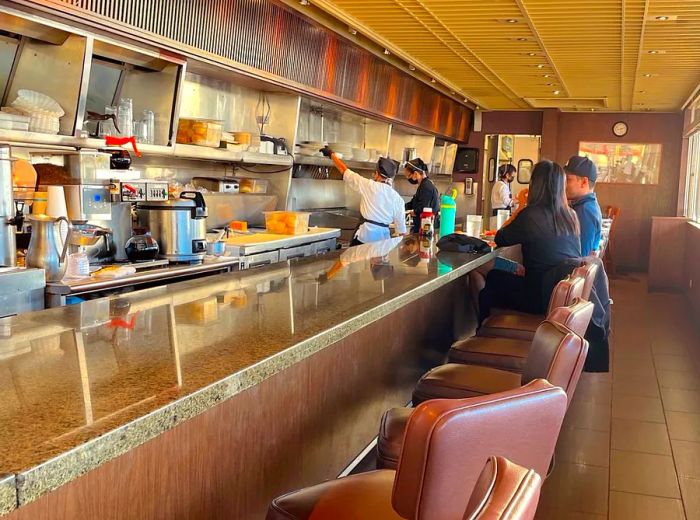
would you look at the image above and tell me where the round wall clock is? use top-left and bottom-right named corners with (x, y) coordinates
top-left (613, 121), bottom-right (628, 137)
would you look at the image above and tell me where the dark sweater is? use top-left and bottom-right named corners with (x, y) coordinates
top-left (406, 177), bottom-right (440, 233)
top-left (495, 205), bottom-right (582, 312)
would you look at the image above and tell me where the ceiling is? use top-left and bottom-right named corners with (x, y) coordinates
top-left (294, 0), bottom-right (700, 112)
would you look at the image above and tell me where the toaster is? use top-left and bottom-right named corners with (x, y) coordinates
top-left (192, 177), bottom-right (240, 193)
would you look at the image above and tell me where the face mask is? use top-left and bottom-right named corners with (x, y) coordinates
top-left (408, 177), bottom-right (420, 185)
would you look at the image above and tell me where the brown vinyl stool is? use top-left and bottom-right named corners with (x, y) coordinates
top-left (478, 276), bottom-right (584, 341)
top-left (267, 380), bottom-right (565, 520)
top-left (448, 298), bottom-right (594, 373)
top-left (377, 321), bottom-right (587, 470)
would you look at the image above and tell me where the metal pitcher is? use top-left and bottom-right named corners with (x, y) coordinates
top-left (26, 215), bottom-right (72, 282)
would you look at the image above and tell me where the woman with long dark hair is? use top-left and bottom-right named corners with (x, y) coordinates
top-left (478, 160), bottom-right (581, 322)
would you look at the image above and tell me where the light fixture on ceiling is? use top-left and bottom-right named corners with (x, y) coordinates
top-left (545, 83), bottom-right (555, 86)
top-left (383, 49), bottom-right (390, 55)
top-left (655, 15), bottom-right (669, 21)
top-left (506, 19), bottom-right (518, 23)
top-left (409, 65), bottom-right (416, 71)
top-left (638, 90), bottom-right (646, 94)
top-left (527, 52), bottom-right (537, 56)
top-left (517, 37), bottom-right (528, 42)
top-left (643, 73), bottom-right (653, 77)
top-left (348, 27), bottom-right (357, 35)
top-left (451, 91), bottom-right (456, 95)
top-left (464, 98), bottom-right (469, 103)
top-left (299, 0), bottom-right (309, 5)
top-left (430, 78), bottom-right (436, 83)
top-left (537, 64), bottom-right (545, 69)
top-left (553, 90), bottom-right (561, 95)
top-left (590, 108), bottom-right (596, 112)
top-left (543, 74), bottom-right (551, 78)
top-left (648, 50), bottom-right (662, 54)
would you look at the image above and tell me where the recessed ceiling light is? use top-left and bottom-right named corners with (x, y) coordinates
top-left (299, 0), bottom-right (309, 5)
top-left (590, 108), bottom-right (596, 112)
top-left (516, 37), bottom-right (528, 42)
top-left (409, 65), bottom-right (416, 71)
top-left (506, 19), bottom-right (518, 23)
top-left (463, 98), bottom-right (469, 103)
top-left (348, 27), bottom-right (357, 35)
top-left (383, 49), bottom-right (390, 55)
top-left (553, 90), bottom-right (561, 95)
top-left (655, 15), bottom-right (669, 21)
top-left (528, 52), bottom-right (537, 56)
top-left (537, 64), bottom-right (545, 69)
top-left (638, 90), bottom-right (646, 94)
top-left (543, 74), bottom-right (551, 78)
top-left (643, 73), bottom-right (653, 77)
top-left (451, 91), bottom-right (456, 95)
top-left (648, 50), bottom-right (662, 54)
top-left (430, 78), bottom-right (436, 83)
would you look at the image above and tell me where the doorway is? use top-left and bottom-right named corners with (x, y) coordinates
top-left (481, 134), bottom-right (541, 226)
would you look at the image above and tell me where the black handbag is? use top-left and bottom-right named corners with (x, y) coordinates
top-left (436, 233), bottom-right (492, 254)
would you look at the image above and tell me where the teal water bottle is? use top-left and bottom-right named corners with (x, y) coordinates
top-left (439, 188), bottom-right (457, 237)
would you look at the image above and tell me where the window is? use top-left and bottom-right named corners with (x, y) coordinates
top-left (685, 131), bottom-right (700, 223)
top-left (578, 142), bottom-right (662, 185)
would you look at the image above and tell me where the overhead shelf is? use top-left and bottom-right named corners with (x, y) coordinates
top-left (293, 154), bottom-right (377, 171)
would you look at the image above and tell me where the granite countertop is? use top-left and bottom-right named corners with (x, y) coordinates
top-left (0, 235), bottom-right (494, 514)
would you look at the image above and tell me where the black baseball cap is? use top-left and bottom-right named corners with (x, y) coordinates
top-left (377, 157), bottom-right (399, 179)
top-left (564, 155), bottom-right (598, 183)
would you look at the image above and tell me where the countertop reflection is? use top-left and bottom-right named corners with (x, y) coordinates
top-left (0, 235), bottom-right (493, 509)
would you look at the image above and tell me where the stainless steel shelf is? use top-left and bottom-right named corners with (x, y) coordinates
top-left (293, 154), bottom-right (377, 171)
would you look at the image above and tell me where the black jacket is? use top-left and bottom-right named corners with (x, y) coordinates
top-left (495, 205), bottom-right (582, 312)
top-left (406, 177), bottom-right (440, 233)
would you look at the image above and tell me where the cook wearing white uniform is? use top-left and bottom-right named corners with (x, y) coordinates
top-left (491, 163), bottom-right (516, 216)
top-left (321, 147), bottom-right (407, 245)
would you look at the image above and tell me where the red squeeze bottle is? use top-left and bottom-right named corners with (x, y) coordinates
top-left (104, 135), bottom-right (142, 157)
top-left (419, 207), bottom-right (434, 237)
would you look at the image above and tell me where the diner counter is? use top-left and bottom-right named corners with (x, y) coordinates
top-left (0, 236), bottom-right (494, 516)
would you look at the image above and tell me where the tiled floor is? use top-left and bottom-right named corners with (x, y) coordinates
top-left (536, 276), bottom-right (700, 519)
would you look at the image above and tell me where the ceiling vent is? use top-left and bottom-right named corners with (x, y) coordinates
top-left (524, 97), bottom-right (608, 109)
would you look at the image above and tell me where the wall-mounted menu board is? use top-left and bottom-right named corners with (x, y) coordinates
top-left (578, 142), bottom-right (662, 185)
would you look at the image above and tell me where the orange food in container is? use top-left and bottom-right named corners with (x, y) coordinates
top-left (264, 211), bottom-right (310, 235)
top-left (176, 118), bottom-right (223, 147)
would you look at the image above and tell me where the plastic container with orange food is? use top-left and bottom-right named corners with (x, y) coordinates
top-left (264, 211), bottom-right (311, 235)
top-left (239, 178), bottom-right (269, 194)
top-left (176, 118), bottom-right (223, 147)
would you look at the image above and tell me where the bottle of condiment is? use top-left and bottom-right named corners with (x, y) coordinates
top-left (419, 207), bottom-right (434, 237)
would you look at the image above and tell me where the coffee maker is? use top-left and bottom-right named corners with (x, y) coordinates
top-left (0, 144), bottom-right (24, 267)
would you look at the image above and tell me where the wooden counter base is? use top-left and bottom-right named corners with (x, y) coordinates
top-left (6, 276), bottom-right (474, 520)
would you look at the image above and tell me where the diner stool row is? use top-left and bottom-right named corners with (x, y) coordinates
top-left (267, 380), bottom-right (565, 520)
top-left (266, 265), bottom-right (597, 519)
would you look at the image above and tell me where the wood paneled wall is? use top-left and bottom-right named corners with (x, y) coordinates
top-left (555, 112), bottom-right (685, 271)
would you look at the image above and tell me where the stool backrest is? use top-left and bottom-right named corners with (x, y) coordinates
top-left (547, 298), bottom-right (594, 337)
top-left (393, 380), bottom-right (566, 520)
top-left (463, 456), bottom-right (542, 520)
top-left (546, 276), bottom-right (584, 315)
top-left (571, 262), bottom-right (599, 301)
top-left (521, 321), bottom-right (588, 404)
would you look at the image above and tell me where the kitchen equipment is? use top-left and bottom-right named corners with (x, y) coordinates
top-left (68, 223), bottom-right (114, 264)
top-left (260, 135), bottom-right (289, 155)
top-left (125, 233), bottom-right (159, 262)
top-left (64, 247), bottom-right (90, 278)
top-left (402, 147), bottom-right (417, 163)
top-left (142, 110), bottom-right (155, 145)
top-left (192, 177), bottom-right (239, 193)
top-left (101, 148), bottom-right (131, 170)
top-left (64, 184), bottom-right (112, 221)
top-left (26, 214), bottom-right (72, 281)
top-left (465, 215), bottom-right (482, 238)
top-left (64, 150), bottom-right (113, 181)
top-left (0, 145), bottom-right (18, 266)
top-left (118, 181), bottom-right (169, 202)
top-left (111, 203), bottom-right (133, 261)
top-left (176, 118), bottom-right (223, 147)
top-left (239, 178), bottom-right (268, 194)
top-left (137, 191), bottom-right (208, 263)
top-left (0, 111), bottom-right (29, 131)
top-left (206, 240), bottom-right (226, 256)
top-left (117, 98), bottom-right (133, 138)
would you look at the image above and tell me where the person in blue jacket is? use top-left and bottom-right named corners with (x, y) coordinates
top-left (564, 155), bottom-right (603, 256)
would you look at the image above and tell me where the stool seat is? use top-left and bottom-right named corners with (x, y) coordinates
top-left (478, 313), bottom-right (543, 341)
top-left (267, 470), bottom-right (400, 520)
top-left (448, 336), bottom-right (530, 372)
top-left (377, 407), bottom-right (413, 470)
top-left (413, 364), bottom-right (521, 405)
